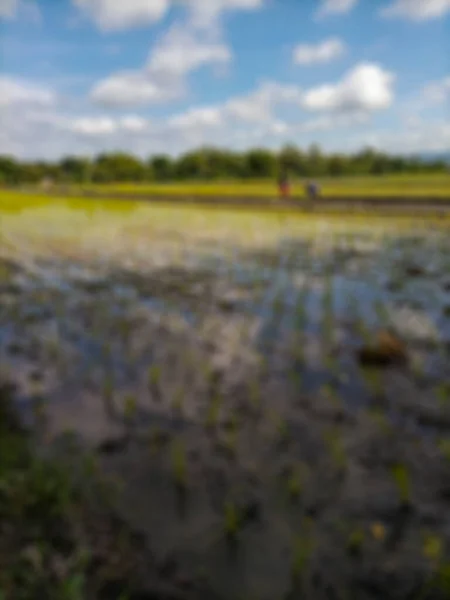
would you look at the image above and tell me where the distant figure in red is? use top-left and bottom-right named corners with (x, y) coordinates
top-left (278, 171), bottom-right (290, 199)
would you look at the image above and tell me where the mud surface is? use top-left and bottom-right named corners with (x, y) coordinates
top-left (1, 210), bottom-right (450, 599)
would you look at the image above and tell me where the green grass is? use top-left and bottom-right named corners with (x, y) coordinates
top-left (11, 173), bottom-right (450, 199)
top-left (0, 383), bottom-right (152, 599)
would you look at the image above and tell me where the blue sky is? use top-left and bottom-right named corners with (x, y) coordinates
top-left (0, 0), bottom-right (449, 159)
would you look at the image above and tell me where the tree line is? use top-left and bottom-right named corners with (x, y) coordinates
top-left (0, 145), bottom-right (448, 185)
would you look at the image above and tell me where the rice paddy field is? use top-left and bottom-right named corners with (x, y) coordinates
top-left (47, 173), bottom-right (450, 199)
top-left (1, 191), bottom-right (450, 599)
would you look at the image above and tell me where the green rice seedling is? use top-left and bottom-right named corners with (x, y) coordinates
top-left (248, 377), bottom-right (261, 409)
top-left (102, 373), bottom-right (115, 418)
top-left (362, 367), bottom-right (384, 398)
top-left (290, 526), bottom-right (314, 589)
top-left (171, 387), bottom-right (184, 414)
top-left (273, 289), bottom-right (285, 316)
top-left (411, 354), bottom-right (426, 382)
top-left (346, 528), bottom-right (365, 557)
top-left (422, 533), bottom-right (444, 563)
top-left (368, 405), bottom-right (392, 434)
top-left (390, 463), bottom-right (411, 507)
top-left (171, 438), bottom-right (187, 491)
top-left (324, 428), bottom-right (347, 470)
top-left (374, 299), bottom-right (391, 326)
top-left (321, 383), bottom-right (340, 405)
top-left (124, 393), bottom-right (137, 422)
top-left (286, 464), bottom-right (303, 502)
top-left (438, 438), bottom-right (450, 462)
top-left (205, 390), bottom-right (222, 429)
top-left (224, 413), bottom-right (238, 456)
top-left (148, 364), bottom-right (161, 402)
top-left (433, 563), bottom-right (450, 596)
top-left (269, 410), bottom-right (289, 445)
top-left (224, 500), bottom-right (240, 542)
top-left (436, 383), bottom-right (450, 407)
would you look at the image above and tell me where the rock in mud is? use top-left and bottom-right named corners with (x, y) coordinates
top-left (358, 331), bottom-right (408, 368)
top-left (405, 265), bottom-right (427, 277)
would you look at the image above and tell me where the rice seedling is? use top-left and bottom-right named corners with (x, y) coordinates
top-left (205, 390), bottom-right (222, 430)
top-left (422, 533), bottom-right (444, 563)
top-left (289, 524), bottom-right (314, 591)
top-left (171, 387), bottom-right (184, 414)
top-left (286, 464), bottom-right (303, 502)
top-left (438, 438), bottom-right (450, 462)
top-left (346, 528), bottom-right (365, 557)
top-left (248, 377), bottom-right (261, 409)
top-left (170, 438), bottom-right (187, 491)
top-left (436, 382), bottom-right (450, 407)
top-left (148, 364), bottom-right (161, 402)
top-left (223, 500), bottom-right (240, 542)
top-left (123, 393), bottom-right (137, 422)
top-left (362, 366), bottom-right (384, 398)
top-left (390, 463), bottom-right (411, 507)
top-left (324, 428), bottom-right (347, 471)
top-left (224, 413), bottom-right (239, 456)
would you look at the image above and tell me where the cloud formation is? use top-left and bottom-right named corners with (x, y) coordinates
top-left (293, 38), bottom-right (346, 65)
top-left (302, 63), bottom-right (395, 113)
top-left (90, 27), bottom-right (231, 107)
top-left (381, 0), bottom-right (450, 20)
top-left (316, 0), bottom-right (358, 18)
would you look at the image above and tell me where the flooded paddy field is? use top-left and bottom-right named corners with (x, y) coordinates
top-left (1, 194), bottom-right (450, 599)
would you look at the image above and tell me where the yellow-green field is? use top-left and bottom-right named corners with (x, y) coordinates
top-left (21, 173), bottom-right (450, 198)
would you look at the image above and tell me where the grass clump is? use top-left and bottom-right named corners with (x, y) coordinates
top-left (390, 463), bottom-right (411, 507)
top-left (224, 501), bottom-right (240, 543)
top-left (0, 382), bottom-right (149, 599)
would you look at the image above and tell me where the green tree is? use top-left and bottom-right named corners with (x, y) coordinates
top-left (278, 144), bottom-right (308, 177)
top-left (150, 155), bottom-right (174, 181)
top-left (92, 153), bottom-right (146, 183)
top-left (244, 148), bottom-right (277, 178)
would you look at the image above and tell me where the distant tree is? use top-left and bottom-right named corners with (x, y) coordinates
top-left (0, 155), bottom-right (22, 185)
top-left (92, 153), bottom-right (146, 183)
top-left (306, 144), bottom-right (326, 177)
top-left (59, 156), bottom-right (92, 184)
top-left (278, 144), bottom-right (308, 177)
top-left (244, 148), bottom-right (277, 178)
top-left (150, 155), bottom-right (174, 181)
top-left (327, 154), bottom-right (348, 177)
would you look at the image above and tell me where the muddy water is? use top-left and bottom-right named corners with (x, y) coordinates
top-left (1, 218), bottom-right (450, 600)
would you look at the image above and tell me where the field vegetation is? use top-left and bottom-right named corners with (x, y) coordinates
top-left (1, 191), bottom-right (450, 599)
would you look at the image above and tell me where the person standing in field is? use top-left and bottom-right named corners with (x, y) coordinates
top-left (278, 170), bottom-right (290, 199)
top-left (305, 179), bottom-right (320, 207)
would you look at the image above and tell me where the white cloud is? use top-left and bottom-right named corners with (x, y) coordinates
top-left (0, 0), bottom-right (40, 20)
top-left (422, 76), bottom-right (450, 104)
top-left (316, 0), bottom-right (358, 18)
top-left (119, 115), bottom-right (149, 132)
top-left (167, 106), bottom-right (223, 129)
top-left (293, 38), bottom-right (346, 66)
top-left (90, 71), bottom-right (180, 107)
top-left (0, 76), bottom-right (56, 107)
top-left (73, 0), bottom-right (170, 31)
top-left (365, 120), bottom-right (450, 154)
top-left (0, 0), bottom-right (17, 17)
top-left (185, 0), bottom-right (264, 28)
top-left (381, 0), bottom-right (450, 20)
top-left (148, 26), bottom-right (231, 77)
top-left (70, 116), bottom-right (117, 136)
top-left (91, 26), bottom-right (231, 108)
top-left (302, 63), bottom-right (395, 113)
top-left (72, 0), bottom-right (265, 31)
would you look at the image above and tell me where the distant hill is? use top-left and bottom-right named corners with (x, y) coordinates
top-left (416, 151), bottom-right (450, 164)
